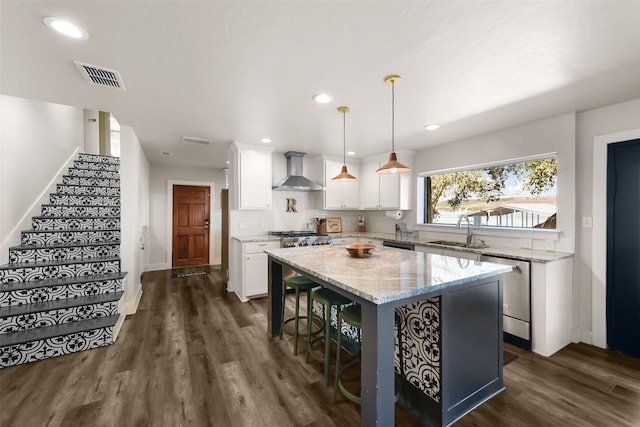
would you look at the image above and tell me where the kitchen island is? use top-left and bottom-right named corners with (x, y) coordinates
top-left (265, 244), bottom-right (512, 427)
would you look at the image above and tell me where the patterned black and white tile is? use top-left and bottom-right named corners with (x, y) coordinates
top-left (0, 275), bottom-right (124, 307)
top-left (396, 297), bottom-right (441, 403)
top-left (0, 323), bottom-right (115, 368)
top-left (0, 153), bottom-right (124, 368)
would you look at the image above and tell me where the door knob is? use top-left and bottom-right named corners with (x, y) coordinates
top-left (204, 219), bottom-right (209, 228)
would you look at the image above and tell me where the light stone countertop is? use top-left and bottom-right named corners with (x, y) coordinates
top-left (331, 232), bottom-right (574, 263)
top-left (265, 244), bottom-right (512, 304)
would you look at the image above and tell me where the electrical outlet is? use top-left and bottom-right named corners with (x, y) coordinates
top-left (520, 238), bottom-right (532, 248)
top-left (239, 222), bottom-right (247, 229)
top-left (545, 239), bottom-right (555, 251)
top-left (582, 216), bottom-right (593, 228)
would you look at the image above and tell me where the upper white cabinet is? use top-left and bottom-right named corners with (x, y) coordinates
top-left (360, 151), bottom-right (413, 210)
top-left (230, 142), bottom-right (274, 210)
top-left (323, 159), bottom-right (359, 209)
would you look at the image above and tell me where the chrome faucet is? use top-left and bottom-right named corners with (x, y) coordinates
top-left (457, 214), bottom-right (473, 246)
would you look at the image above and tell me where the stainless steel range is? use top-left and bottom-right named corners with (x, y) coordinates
top-left (269, 231), bottom-right (333, 248)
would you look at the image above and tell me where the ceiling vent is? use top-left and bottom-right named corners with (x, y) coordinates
top-left (74, 61), bottom-right (125, 90)
top-left (183, 136), bottom-right (212, 145)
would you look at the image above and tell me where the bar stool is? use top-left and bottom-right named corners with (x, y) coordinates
top-left (281, 275), bottom-right (318, 355)
top-left (306, 287), bottom-right (352, 386)
top-left (333, 305), bottom-right (403, 404)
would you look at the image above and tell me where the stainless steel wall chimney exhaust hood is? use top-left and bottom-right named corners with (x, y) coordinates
top-left (272, 151), bottom-right (325, 191)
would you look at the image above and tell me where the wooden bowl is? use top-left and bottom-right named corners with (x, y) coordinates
top-left (345, 243), bottom-right (376, 258)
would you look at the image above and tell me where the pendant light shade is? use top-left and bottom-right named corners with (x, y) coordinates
top-left (377, 75), bottom-right (411, 174)
top-left (332, 106), bottom-right (357, 182)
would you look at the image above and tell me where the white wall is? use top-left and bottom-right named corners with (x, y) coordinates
top-left (413, 113), bottom-right (576, 253)
top-left (119, 126), bottom-right (149, 316)
top-left (147, 164), bottom-right (226, 270)
top-left (574, 97), bottom-right (640, 346)
top-left (0, 95), bottom-right (83, 264)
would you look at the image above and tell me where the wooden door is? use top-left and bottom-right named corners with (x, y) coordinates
top-left (172, 185), bottom-right (210, 267)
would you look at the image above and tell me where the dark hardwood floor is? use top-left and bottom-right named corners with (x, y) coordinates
top-left (1, 266), bottom-right (639, 426)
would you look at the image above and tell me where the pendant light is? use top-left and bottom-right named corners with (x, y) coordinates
top-left (377, 75), bottom-right (411, 174)
top-left (332, 106), bottom-right (357, 182)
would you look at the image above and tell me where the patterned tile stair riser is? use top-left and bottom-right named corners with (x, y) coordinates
top-left (9, 242), bottom-right (120, 264)
top-left (0, 274), bottom-right (125, 307)
top-left (56, 184), bottom-right (120, 196)
top-left (0, 153), bottom-right (125, 368)
top-left (31, 217), bottom-right (120, 231)
top-left (0, 296), bottom-right (121, 334)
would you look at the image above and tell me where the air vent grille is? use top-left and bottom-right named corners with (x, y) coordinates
top-left (74, 61), bottom-right (125, 90)
top-left (183, 136), bottom-right (212, 145)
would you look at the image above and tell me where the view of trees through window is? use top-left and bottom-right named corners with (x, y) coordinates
top-left (422, 156), bottom-right (557, 229)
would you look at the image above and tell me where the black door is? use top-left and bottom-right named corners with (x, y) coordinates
top-left (607, 139), bottom-right (640, 358)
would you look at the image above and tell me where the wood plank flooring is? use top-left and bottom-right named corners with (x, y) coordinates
top-left (1, 266), bottom-right (639, 426)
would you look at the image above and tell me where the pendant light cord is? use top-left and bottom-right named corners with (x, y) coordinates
top-left (343, 109), bottom-right (347, 164)
top-left (391, 80), bottom-right (395, 152)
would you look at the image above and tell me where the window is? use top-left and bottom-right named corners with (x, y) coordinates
top-left (419, 155), bottom-right (557, 229)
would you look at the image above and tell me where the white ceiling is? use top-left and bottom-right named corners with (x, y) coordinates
top-left (3, 1), bottom-right (640, 169)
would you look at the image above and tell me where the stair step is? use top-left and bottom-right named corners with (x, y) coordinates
top-left (62, 176), bottom-right (120, 187)
top-left (41, 204), bottom-right (120, 217)
top-left (73, 161), bottom-right (120, 172)
top-left (22, 229), bottom-right (120, 245)
top-left (67, 168), bottom-right (119, 179)
top-left (49, 194), bottom-right (120, 206)
top-left (56, 184), bottom-right (120, 196)
top-left (0, 314), bottom-right (118, 367)
top-left (0, 257), bottom-right (121, 284)
top-left (0, 272), bottom-right (125, 307)
top-left (9, 241), bottom-right (121, 264)
top-left (31, 216), bottom-right (120, 231)
top-left (77, 153), bottom-right (120, 165)
top-left (0, 292), bottom-right (123, 334)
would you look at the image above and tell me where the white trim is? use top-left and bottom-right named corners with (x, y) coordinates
top-left (417, 152), bottom-right (557, 176)
top-left (112, 314), bottom-right (126, 341)
top-left (166, 180), bottom-right (216, 268)
top-left (592, 128), bottom-right (640, 349)
top-left (124, 284), bottom-right (143, 314)
top-left (144, 263), bottom-right (170, 272)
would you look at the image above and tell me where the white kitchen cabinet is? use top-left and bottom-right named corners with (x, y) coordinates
top-left (230, 142), bottom-right (274, 210)
top-left (230, 239), bottom-right (281, 302)
top-left (360, 151), bottom-right (413, 210)
top-left (323, 159), bottom-right (359, 209)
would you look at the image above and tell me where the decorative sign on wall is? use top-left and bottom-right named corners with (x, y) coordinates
top-left (286, 198), bottom-right (297, 212)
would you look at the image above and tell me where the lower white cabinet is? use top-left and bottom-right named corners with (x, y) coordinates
top-left (231, 240), bottom-right (281, 302)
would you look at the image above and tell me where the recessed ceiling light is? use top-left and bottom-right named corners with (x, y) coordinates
top-left (312, 93), bottom-right (332, 104)
top-left (424, 123), bottom-right (441, 130)
top-left (161, 151), bottom-right (172, 156)
top-left (44, 17), bottom-right (89, 40)
top-left (260, 137), bottom-right (272, 143)
top-left (347, 151), bottom-right (356, 156)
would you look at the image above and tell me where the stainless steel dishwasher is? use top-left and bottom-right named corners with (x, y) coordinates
top-left (480, 255), bottom-right (531, 350)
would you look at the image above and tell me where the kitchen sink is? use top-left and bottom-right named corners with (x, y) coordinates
top-left (427, 240), bottom-right (488, 249)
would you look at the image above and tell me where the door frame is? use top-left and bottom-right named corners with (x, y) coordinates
top-left (592, 128), bottom-right (640, 349)
top-left (166, 180), bottom-right (215, 268)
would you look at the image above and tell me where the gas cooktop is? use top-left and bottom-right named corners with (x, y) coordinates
top-left (269, 231), bottom-right (318, 237)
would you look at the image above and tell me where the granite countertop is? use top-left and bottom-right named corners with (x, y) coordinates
top-left (330, 232), bottom-right (573, 263)
top-left (232, 235), bottom-right (281, 243)
top-left (265, 245), bottom-right (511, 304)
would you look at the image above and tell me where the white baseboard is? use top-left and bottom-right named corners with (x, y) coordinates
top-left (112, 314), bottom-right (126, 341)
top-left (572, 327), bottom-right (594, 346)
top-left (145, 263), bottom-right (169, 271)
top-left (123, 284), bottom-right (143, 315)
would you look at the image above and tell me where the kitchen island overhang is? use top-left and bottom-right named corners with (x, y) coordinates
top-left (266, 245), bottom-right (512, 427)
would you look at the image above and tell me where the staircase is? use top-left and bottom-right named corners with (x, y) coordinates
top-left (0, 153), bottom-right (126, 368)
